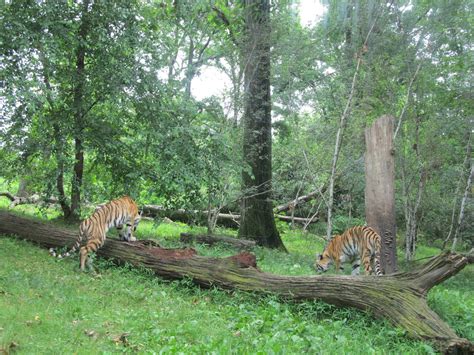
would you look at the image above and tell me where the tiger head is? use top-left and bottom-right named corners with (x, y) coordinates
top-left (315, 249), bottom-right (332, 273)
top-left (120, 211), bottom-right (142, 242)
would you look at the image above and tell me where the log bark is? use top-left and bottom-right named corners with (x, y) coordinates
top-left (180, 232), bottom-right (256, 250)
top-left (0, 211), bottom-right (472, 353)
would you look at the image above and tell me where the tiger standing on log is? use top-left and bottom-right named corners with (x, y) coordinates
top-left (50, 196), bottom-right (141, 271)
top-left (315, 226), bottom-right (383, 276)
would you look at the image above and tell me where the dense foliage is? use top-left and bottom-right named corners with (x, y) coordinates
top-left (1, 1), bottom-right (472, 254)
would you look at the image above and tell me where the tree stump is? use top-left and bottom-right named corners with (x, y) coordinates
top-left (365, 115), bottom-right (398, 273)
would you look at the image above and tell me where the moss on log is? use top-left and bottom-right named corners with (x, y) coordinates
top-left (0, 211), bottom-right (472, 354)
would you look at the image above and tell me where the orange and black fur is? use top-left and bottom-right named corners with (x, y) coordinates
top-left (50, 196), bottom-right (141, 270)
top-left (315, 226), bottom-right (383, 276)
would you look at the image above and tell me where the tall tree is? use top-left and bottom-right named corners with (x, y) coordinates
top-left (238, 0), bottom-right (286, 250)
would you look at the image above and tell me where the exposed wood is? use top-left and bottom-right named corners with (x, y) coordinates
top-left (0, 211), bottom-right (472, 353)
top-left (365, 115), bottom-right (398, 274)
top-left (180, 232), bottom-right (256, 250)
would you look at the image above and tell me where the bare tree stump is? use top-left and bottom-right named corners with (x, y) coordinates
top-left (0, 211), bottom-right (472, 353)
top-left (365, 115), bottom-right (398, 273)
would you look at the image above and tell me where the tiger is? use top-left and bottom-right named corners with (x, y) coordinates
top-left (315, 226), bottom-right (383, 276)
top-left (49, 196), bottom-right (141, 271)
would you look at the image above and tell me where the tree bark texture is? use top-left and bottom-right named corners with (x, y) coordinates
top-left (239, 0), bottom-right (285, 250)
top-left (365, 115), bottom-right (398, 274)
top-left (0, 211), bottom-right (472, 354)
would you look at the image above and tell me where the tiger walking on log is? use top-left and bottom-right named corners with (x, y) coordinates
top-left (50, 196), bottom-right (141, 271)
top-left (315, 226), bottom-right (383, 276)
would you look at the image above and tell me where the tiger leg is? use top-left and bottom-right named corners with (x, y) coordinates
top-left (362, 250), bottom-right (372, 275)
top-left (116, 224), bottom-right (126, 240)
top-left (79, 238), bottom-right (102, 271)
top-left (79, 246), bottom-right (88, 271)
top-left (129, 216), bottom-right (137, 242)
top-left (351, 259), bottom-right (361, 275)
top-left (373, 252), bottom-right (383, 276)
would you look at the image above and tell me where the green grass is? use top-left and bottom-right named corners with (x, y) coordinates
top-left (0, 186), bottom-right (472, 354)
top-left (1, 215), bottom-right (473, 354)
top-left (0, 236), bottom-right (442, 355)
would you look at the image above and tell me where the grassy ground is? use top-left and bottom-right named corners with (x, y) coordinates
top-left (0, 200), bottom-right (472, 353)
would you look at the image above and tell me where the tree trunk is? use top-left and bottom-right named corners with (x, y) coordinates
top-left (365, 115), bottom-right (398, 274)
top-left (443, 133), bottom-right (472, 249)
top-left (0, 211), bottom-right (472, 354)
top-left (16, 178), bottom-right (31, 198)
top-left (405, 170), bottom-right (426, 261)
top-left (37, 45), bottom-right (72, 219)
top-left (69, 0), bottom-right (90, 222)
top-left (451, 164), bottom-right (473, 251)
top-left (238, 0), bottom-right (285, 250)
top-left (401, 115), bottom-right (426, 261)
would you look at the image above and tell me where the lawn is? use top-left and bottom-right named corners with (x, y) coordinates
top-left (0, 208), bottom-right (473, 354)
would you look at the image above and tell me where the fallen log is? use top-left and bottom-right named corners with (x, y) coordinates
top-left (0, 192), bottom-right (58, 208)
top-left (1, 193), bottom-right (317, 227)
top-left (142, 205), bottom-right (317, 225)
top-left (0, 211), bottom-right (472, 354)
top-left (180, 232), bottom-right (256, 250)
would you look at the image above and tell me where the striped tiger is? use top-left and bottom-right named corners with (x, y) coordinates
top-left (315, 226), bottom-right (383, 276)
top-left (49, 196), bottom-right (141, 271)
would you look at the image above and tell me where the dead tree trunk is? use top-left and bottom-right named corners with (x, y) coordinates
top-left (365, 115), bottom-right (398, 274)
top-left (0, 211), bottom-right (472, 353)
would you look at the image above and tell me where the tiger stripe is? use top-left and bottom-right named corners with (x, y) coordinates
top-left (50, 196), bottom-right (141, 271)
top-left (315, 226), bottom-right (383, 276)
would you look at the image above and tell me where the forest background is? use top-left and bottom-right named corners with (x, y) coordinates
top-left (1, 0), bottom-right (473, 260)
